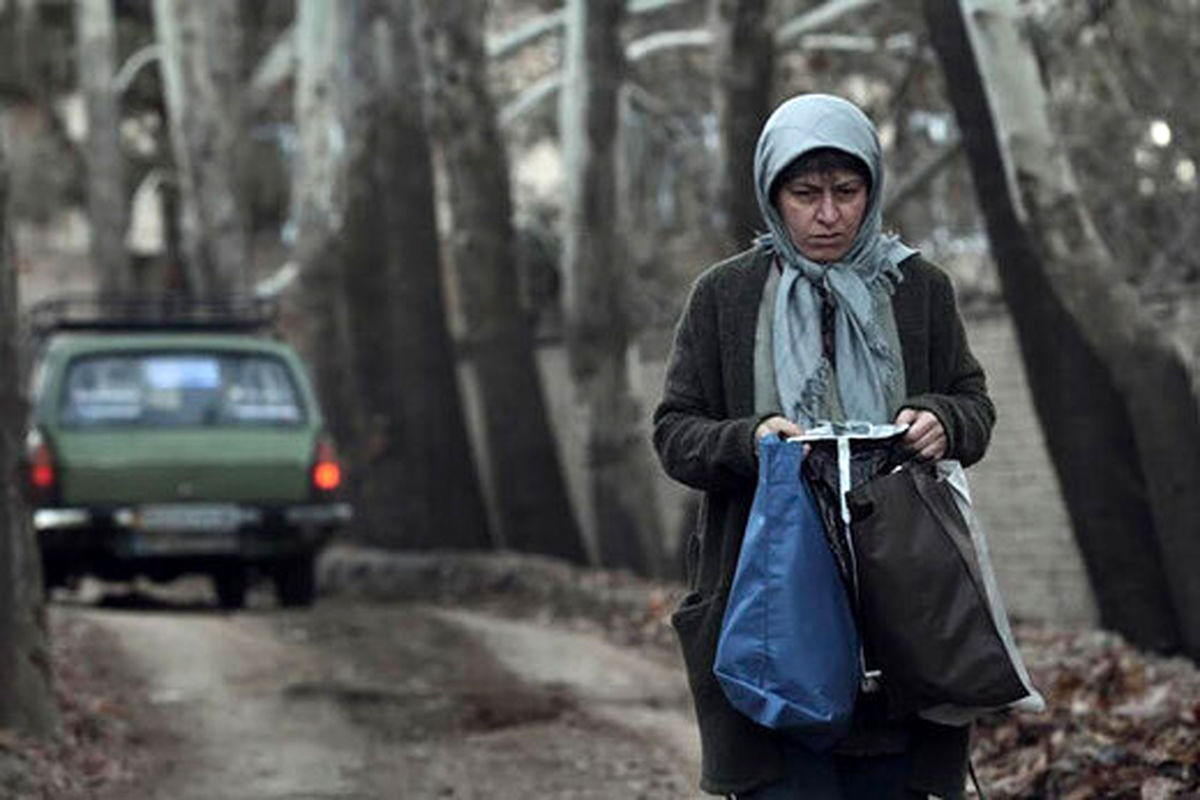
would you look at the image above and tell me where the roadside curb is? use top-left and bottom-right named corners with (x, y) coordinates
top-left (316, 544), bottom-right (685, 655)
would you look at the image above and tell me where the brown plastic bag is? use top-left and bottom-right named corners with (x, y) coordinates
top-left (847, 460), bottom-right (1039, 721)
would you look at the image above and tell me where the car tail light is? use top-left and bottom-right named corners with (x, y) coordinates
top-left (311, 437), bottom-right (342, 495)
top-left (26, 429), bottom-right (58, 503)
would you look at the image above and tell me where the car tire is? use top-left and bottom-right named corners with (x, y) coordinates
top-left (273, 555), bottom-right (316, 608)
top-left (42, 560), bottom-right (65, 598)
top-left (272, 554), bottom-right (316, 609)
top-left (213, 568), bottom-right (247, 610)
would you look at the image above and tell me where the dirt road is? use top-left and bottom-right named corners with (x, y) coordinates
top-left (65, 591), bottom-right (699, 800)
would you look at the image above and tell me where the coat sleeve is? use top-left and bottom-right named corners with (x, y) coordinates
top-left (899, 270), bottom-right (996, 467)
top-left (652, 278), bottom-right (763, 493)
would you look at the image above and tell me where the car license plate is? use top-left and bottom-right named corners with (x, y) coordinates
top-left (135, 504), bottom-right (244, 533)
top-left (128, 530), bottom-right (240, 556)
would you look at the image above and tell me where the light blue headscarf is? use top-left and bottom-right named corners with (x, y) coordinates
top-left (754, 94), bottom-right (916, 426)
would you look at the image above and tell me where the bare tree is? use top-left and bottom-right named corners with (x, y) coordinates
top-left (290, 0), bottom-right (357, 458)
top-left (925, 0), bottom-right (1200, 659)
top-left (710, 0), bottom-right (773, 251)
top-left (0, 142), bottom-right (55, 737)
top-left (560, 0), bottom-right (664, 574)
top-left (75, 0), bottom-right (132, 297)
top-left (413, 0), bottom-right (587, 563)
top-left (335, 0), bottom-right (491, 550)
top-left (152, 0), bottom-right (249, 297)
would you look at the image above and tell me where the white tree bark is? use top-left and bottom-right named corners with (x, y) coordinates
top-left (928, 0), bottom-right (1200, 659)
top-left (75, 0), bottom-right (132, 297)
top-left (290, 0), bottom-right (355, 454)
top-left (560, 0), bottom-right (664, 575)
top-left (152, 0), bottom-right (248, 297)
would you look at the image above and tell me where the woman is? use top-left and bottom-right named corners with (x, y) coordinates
top-left (652, 94), bottom-right (995, 799)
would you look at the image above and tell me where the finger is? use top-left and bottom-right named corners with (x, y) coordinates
top-left (914, 430), bottom-right (946, 458)
top-left (894, 407), bottom-right (918, 426)
top-left (903, 425), bottom-right (923, 446)
top-left (907, 422), bottom-right (939, 449)
top-left (913, 431), bottom-right (945, 455)
top-left (755, 416), bottom-right (783, 439)
top-left (906, 412), bottom-right (936, 436)
top-left (781, 420), bottom-right (805, 437)
top-left (903, 426), bottom-right (929, 450)
top-left (919, 439), bottom-right (946, 461)
top-left (910, 420), bottom-right (944, 448)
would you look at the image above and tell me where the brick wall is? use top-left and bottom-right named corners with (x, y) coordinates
top-left (957, 311), bottom-right (1097, 628)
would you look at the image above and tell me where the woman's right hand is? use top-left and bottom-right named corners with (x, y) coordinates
top-left (754, 415), bottom-right (805, 452)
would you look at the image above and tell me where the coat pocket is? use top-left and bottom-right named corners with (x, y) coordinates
top-left (671, 590), bottom-right (726, 709)
top-left (672, 589), bottom-right (782, 792)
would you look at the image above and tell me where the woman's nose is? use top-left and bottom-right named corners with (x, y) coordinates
top-left (814, 192), bottom-right (839, 224)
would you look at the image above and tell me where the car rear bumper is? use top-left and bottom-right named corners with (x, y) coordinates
top-left (36, 503), bottom-right (353, 530)
top-left (35, 502), bottom-right (353, 560)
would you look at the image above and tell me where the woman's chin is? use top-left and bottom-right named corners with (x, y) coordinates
top-left (800, 244), bottom-right (850, 263)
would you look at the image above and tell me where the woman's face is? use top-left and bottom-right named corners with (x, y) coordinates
top-left (774, 168), bottom-right (869, 263)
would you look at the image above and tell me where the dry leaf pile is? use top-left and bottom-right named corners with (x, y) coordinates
top-left (971, 626), bottom-right (1199, 799)
top-left (0, 614), bottom-right (147, 800)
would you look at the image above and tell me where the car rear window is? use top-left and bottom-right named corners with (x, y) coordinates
top-left (59, 352), bottom-right (306, 428)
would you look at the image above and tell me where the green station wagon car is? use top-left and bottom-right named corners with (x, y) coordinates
top-left (25, 297), bottom-right (351, 609)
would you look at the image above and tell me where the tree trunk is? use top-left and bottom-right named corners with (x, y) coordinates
top-left (710, 0), bottom-right (773, 251)
top-left (925, 0), bottom-right (1200, 659)
top-left (152, 0), bottom-right (248, 297)
top-left (75, 0), bottom-right (132, 298)
top-left (413, 0), bottom-right (587, 564)
top-left (290, 0), bottom-right (357, 461)
top-left (560, 0), bottom-right (664, 575)
top-left (335, 0), bottom-right (491, 550)
top-left (0, 141), bottom-right (55, 737)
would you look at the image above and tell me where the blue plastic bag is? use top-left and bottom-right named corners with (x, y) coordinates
top-left (713, 436), bottom-right (859, 751)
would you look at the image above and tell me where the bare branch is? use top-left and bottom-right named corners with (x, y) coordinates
top-left (254, 260), bottom-right (299, 298)
top-left (499, 72), bottom-right (562, 127)
top-left (626, 28), bottom-right (713, 62)
top-left (623, 29), bottom-right (915, 66)
top-left (487, 10), bottom-right (565, 59)
top-left (488, 0), bottom-right (688, 60)
top-left (775, 0), bottom-right (883, 47)
top-left (798, 32), bottom-right (918, 53)
top-left (113, 43), bottom-right (161, 95)
top-left (628, 0), bottom-right (687, 12)
top-left (883, 136), bottom-right (962, 215)
top-left (247, 24), bottom-right (296, 111)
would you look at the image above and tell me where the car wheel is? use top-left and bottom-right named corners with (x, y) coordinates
top-left (41, 560), bottom-right (65, 597)
top-left (273, 555), bottom-right (316, 608)
top-left (213, 568), bottom-right (247, 610)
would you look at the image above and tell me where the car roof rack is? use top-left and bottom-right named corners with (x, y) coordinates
top-left (27, 294), bottom-right (279, 339)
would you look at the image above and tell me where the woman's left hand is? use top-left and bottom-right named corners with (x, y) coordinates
top-left (894, 407), bottom-right (947, 461)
